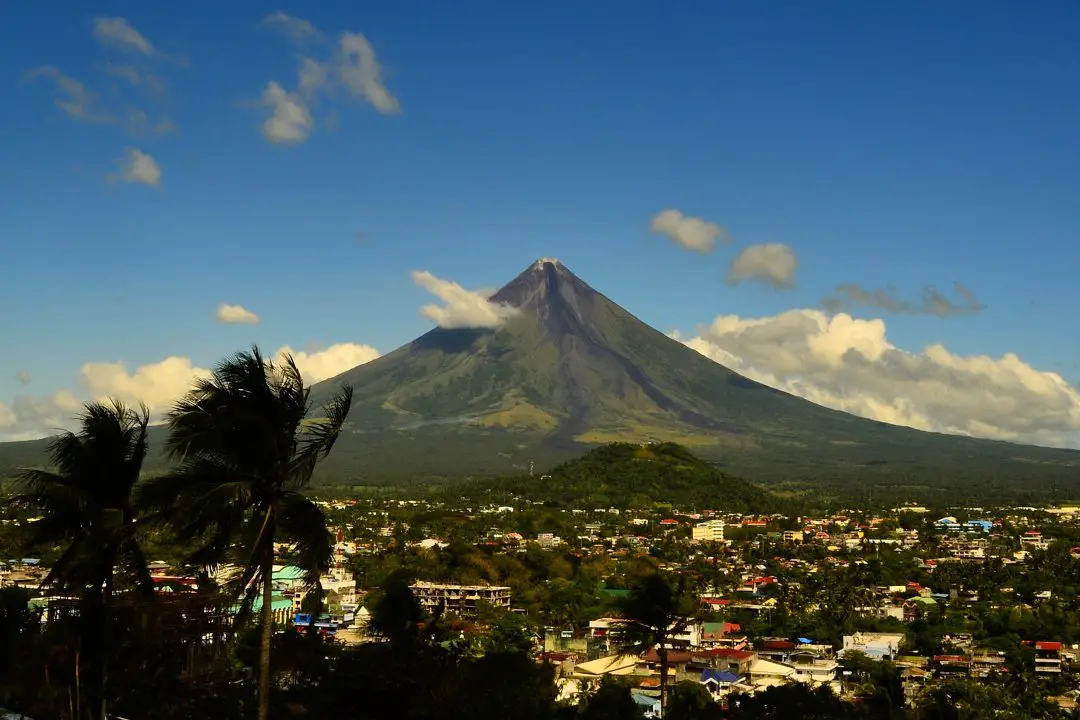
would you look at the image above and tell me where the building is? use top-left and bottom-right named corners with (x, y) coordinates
top-left (841, 632), bottom-right (905, 660)
top-left (692, 520), bottom-right (726, 543)
top-left (409, 581), bottom-right (511, 615)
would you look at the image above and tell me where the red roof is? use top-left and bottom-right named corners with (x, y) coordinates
top-left (1035, 641), bottom-right (1063, 651)
top-left (723, 622), bottom-right (742, 633)
top-left (707, 649), bottom-right (756, 660)
top-left (659, 519), bottom-right (679, 525)
top-left (763, 640), bottom-right (796, 650)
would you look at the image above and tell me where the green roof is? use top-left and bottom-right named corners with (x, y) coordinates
top-left (229, 594), bottom-right (294, 615)
top-left (272, 566), bottom-right (306, 582)
top-left (601, 588), bottom-right (629, 598)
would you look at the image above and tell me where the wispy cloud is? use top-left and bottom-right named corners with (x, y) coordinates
top-left (823, 281), bottom-right (986, 317)
top-left (337, 32), bottom-right (401, 114)
top-left (111, 147), bottom-right (162, 187)
top-left (16, 370), bottom-right (31, 386)
top-left (23, 66), bottom-right (114, 124)
top-left (650, 209), bottom-right (730, 253)
top-left (215, 302), bottom-right (260, 324)
top-left (93, 17), bottom-right (155, 55)
top-left (252, 14), bottom-right (400, 144)
top-left (260, 11), bottom-right (323, 45)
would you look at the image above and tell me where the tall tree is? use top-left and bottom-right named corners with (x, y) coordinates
top-left (145, 346), bottom-right (353, 720)
top-left (11, 400), bottom-right (154, 720)
top-left (613, 572), bottom-right (693, 715)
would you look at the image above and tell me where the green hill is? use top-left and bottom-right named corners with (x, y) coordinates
top-left (497, 441), bottom-right (774, 511)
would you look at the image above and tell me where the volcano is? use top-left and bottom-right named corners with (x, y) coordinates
top-left (2, 259), bottom-right (1078, 492)
top-left (306, 259), bottom-right (1079, 487)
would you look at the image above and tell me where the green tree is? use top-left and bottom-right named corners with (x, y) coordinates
top-left (666, 681), bottom-right (722, 720)
top-left (577, 676), bottom-right (644, 720)
top-left (145, 346), bottom-right (352, 720)
top-left (11, 400), bottom-right (153, 720)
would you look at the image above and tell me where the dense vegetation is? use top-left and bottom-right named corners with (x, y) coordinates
top-left (467, 442), bottom-right (776, 511)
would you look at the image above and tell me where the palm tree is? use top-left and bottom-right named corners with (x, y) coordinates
top-left (613, 572), bottom-right (694, 715)
top-left (143, 346), bottom-right (352, 720)
top-left (11, 400), bottom-right (154, 720)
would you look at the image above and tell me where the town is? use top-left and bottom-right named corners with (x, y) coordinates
top-left (6, 491), bottom-right (1080, 718)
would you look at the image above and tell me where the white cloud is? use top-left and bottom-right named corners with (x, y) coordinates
top-left (215, 303), bottom-right (260, 325)
top-left (673, 308), bottom-right (1080, 448)
top-left (276, 343), bottom-right (381, 382)
top-left (650, 209), bottom-right (730, 253)
top-left (0, 342), bottom-right (381, 441)
top-left (93, 17), bottom-right (155, 55)
top-left (23, 66), bottom-right (113, 124)
top-left (411, 270), bottom-right (520, 329)
top-left (259, 81), bottom-right (313, 143)
top-left (336, 32), bottom-right (400, 114)
top-left (260, 11), bottom-right (323, 44)
top-left (17, 371), bottom-right (31, 386)
top-left (112, 147), bottom-right (161, 187)
top-left (726, 243), bottom-right (798, 289)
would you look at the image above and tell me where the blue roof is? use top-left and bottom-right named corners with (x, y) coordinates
top-left (631, 692), bottom-right (659, 707)
top-left (797, 637), bottom-right (813, 644)
top-left (701, 669), bottom-right (740, 683)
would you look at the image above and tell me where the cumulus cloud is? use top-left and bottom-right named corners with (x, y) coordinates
top-left (23, 66), bottom-right (113, 124)
top-left (215, 303), bottom-right (260, 325)
top-left (259, 11), bottom-right (323, 44)
top-left (17, 371), bottom-right (31, 386)
top-left (726, 243), bottom-right (798, 289)
top-left (252, 16), bottom-right (399, 143)
top-left (0, 343), bottom-right (381, 441)
top-left (824, 281), bottom-right (986, 317)
top-left (276, 343), bottom-right (381, 382)
top-left (111, 147), bottom-right (161, 187)
top-left (93, 17), bottom-right (155, 55)
top-left (411, 270), bottom-right (520, 329)
top-left (650, 209), bottom-right (730, 254)
top-left (258, 81), bottom-right (314, 143)
top-left (673, 309), bottom-right (1080, 448)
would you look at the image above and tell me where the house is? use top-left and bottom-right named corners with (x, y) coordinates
top-left (699, 668), bottom-right (741, 698)
top-left (841, 633), bottom-right (904, 660)
top-left (1032, 642), bottom-right (1063, 673)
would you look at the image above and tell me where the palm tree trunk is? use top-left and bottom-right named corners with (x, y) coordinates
top-left (659, 644), bottom-right (669, 717)
top-left (100, 569), bottom-right (113, 720)
top-left (258, 546), bottom-right (274, 720)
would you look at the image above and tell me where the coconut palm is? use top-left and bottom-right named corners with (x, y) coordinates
top-left (613, 572), bottom-right (694, 715)
top-left (11, 399), bottom-right (154, 720)
top-left (143, 346), bottom-right (352, 720)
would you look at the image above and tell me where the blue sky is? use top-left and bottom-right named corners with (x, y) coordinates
top-left (1, 0), bottom-right (1079, 445)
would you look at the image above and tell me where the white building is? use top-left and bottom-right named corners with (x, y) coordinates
top-left (841, 632), bottom-right (905, 660)
top-left (692, 520), bottom-right (726, 544)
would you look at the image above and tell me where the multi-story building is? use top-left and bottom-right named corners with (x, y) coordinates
top-left (692, 520), bottom-right (726, 544)
top-left (409, 581), bottom-right (511, 615)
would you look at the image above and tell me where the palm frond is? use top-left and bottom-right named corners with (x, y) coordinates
top-left (288, 385), bottom-right (353, 489)
top-left (276, 491), bottom-right (333, 586)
